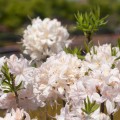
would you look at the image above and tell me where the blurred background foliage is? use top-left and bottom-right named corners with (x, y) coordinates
top-left (0, 0), bottom-right (120, 34)
top-left (0, 0), bottom-right (120, 55)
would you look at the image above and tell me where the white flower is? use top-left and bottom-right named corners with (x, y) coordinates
top-left (85, 44), bottom-right (120, 71)
top-left (92, 113), bottom-right (110, 120)
top-left (68, 78), bottom-right (102, 105)
top-left (56, 105), bottom-right (82, 120)
top-left (0, 56), bottom-right (6, 69)
top-left (7, 55), bottom-right (29, 75)
top-left (105, 100), bottom-right (116, 115)
top-left (22, 17), bottom-right (70, 63)
top-left (55, 107), bottom-right (66, 120)
top-left (33, 51), bottom-right (84, 102)
top-left (7, 55), bottom-right (32, 85)
top-left (0, 108), bottom-right (34, 120)
top-left (0, 93), bottom-right (16, 109)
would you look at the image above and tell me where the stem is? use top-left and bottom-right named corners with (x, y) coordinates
top-left (11, 75), bottom-right (19, 108)
top-left (86, 32), bottom-right (92, 43)
top-left (110, 113), bottom-right (113, 120)
top-left (97, 87), bottom-right (104, 113)
top-left (14, 90), bottom-right (19, 108)
top-left (63, 100), bottom-right (66, 107)
top-left (100, 102), bottom-right (104, 113)
top-left (45, 104), bottom-right (49, 120)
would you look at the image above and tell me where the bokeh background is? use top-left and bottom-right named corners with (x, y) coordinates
top-left (0, 0), bottom-right (120, 57)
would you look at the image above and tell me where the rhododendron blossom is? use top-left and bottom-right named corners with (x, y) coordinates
top-left (22, 17), bottom-right (71, 64)
top-left (62, 44), bottom-right (120, 117)
top-left (1, 42), bottom-right (120, 119)
top-left (33, 51), bottom-right (86, 103)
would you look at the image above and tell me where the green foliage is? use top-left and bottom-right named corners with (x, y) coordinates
top-left (84, 40), bottom-right (97, 55)
top-left (113, 39), bottom-right (120, 61)
top-left (64, 40), bottom-right (95, 58)
top-left (81, 96), bottom-right (99, 115)
top-left (0, 0), bottom-right (120, 32)
top-left (1, 63), bottom-right (22, 93)
top-left (0, 0), bottom-right (83, 31)
top-left (84, 40), bottom-right (94, 53)
top-left (117, 38), bottom-right (120, 50)
top-left (0, 0), bottom-right (119, 33)
top-left (111, 47), bottom-right (117, 56)
top-left (64, 47), bottom-right (85, 60)
top-left (92, 45), bottom-right (97, 54)
top-left (111, 64), bottom-right (115, 69)
top-left (75, 7), bottom-right (108, 42)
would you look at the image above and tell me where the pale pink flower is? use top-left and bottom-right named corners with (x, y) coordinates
top-left (0, 108), bottom-right (33, 120)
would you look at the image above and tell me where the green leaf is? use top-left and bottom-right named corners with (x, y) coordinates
top-left (87, 96), bottom-right (91, 111)
top-left (115, 56), bottom-right (120, 61)
top-left (82, 96), bottom-right (100, 115)
top-left (84, 100), bottom-right (88, 110)
top-left (15, 81), bottom-right (23, 91)
top-left (117, 38), bottom-right (120, 50)
top-left (3, 90), bottom-right (11, 93)
top-left (111, 48), bottom-right (117, 56)
top-left (64, 47), bottom-right (84, 60)
top-left (92, 46), bottom-right (97, 54)
top-left (84, 40), bottom-right (90, 53)
top-left (81, 108), bottom-right (87, 114)
top-left (2, 80), bottom-right (11, 88)
top-left (111, 64), bottom-right (115, 69)
top-left (91, 104), bottom-right (99, 113)
top-left (1, 63), bottom-right (22, 94)
top-left (77, 55), bottom-right (85, 60)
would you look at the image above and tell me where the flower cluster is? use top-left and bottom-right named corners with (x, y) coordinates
top-left (0, 55), bottom-right (43, 110)
top-left (1, 43), bottom-right (120, 119)
top-left (55, 44), bottom-right (120, 119)
top-left (22, 17), bottom-right (70, 65)
top-left (33, 51), bottom-right (85, 103)
top-left (56, 105), bottom-right (110, 120)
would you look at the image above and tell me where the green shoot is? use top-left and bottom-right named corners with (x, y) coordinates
top-left (75, 7), bottom-right (108, 43)
top-left (81, 96), bottom-right (99, 115)
top-left (64, 47), bottom-right (85, 60)
top-left (1, 63), bottom-right (23, 107)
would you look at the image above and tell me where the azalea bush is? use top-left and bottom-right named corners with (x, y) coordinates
top-left (0, 8), bottom-right (120, 120)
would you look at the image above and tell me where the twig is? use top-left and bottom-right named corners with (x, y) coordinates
top-left (11, 75), bottom-right (19, 108)
top-left (110, 113), bottom-right (113, 120)
top-left (100, 102), bottom-right (104, 113)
